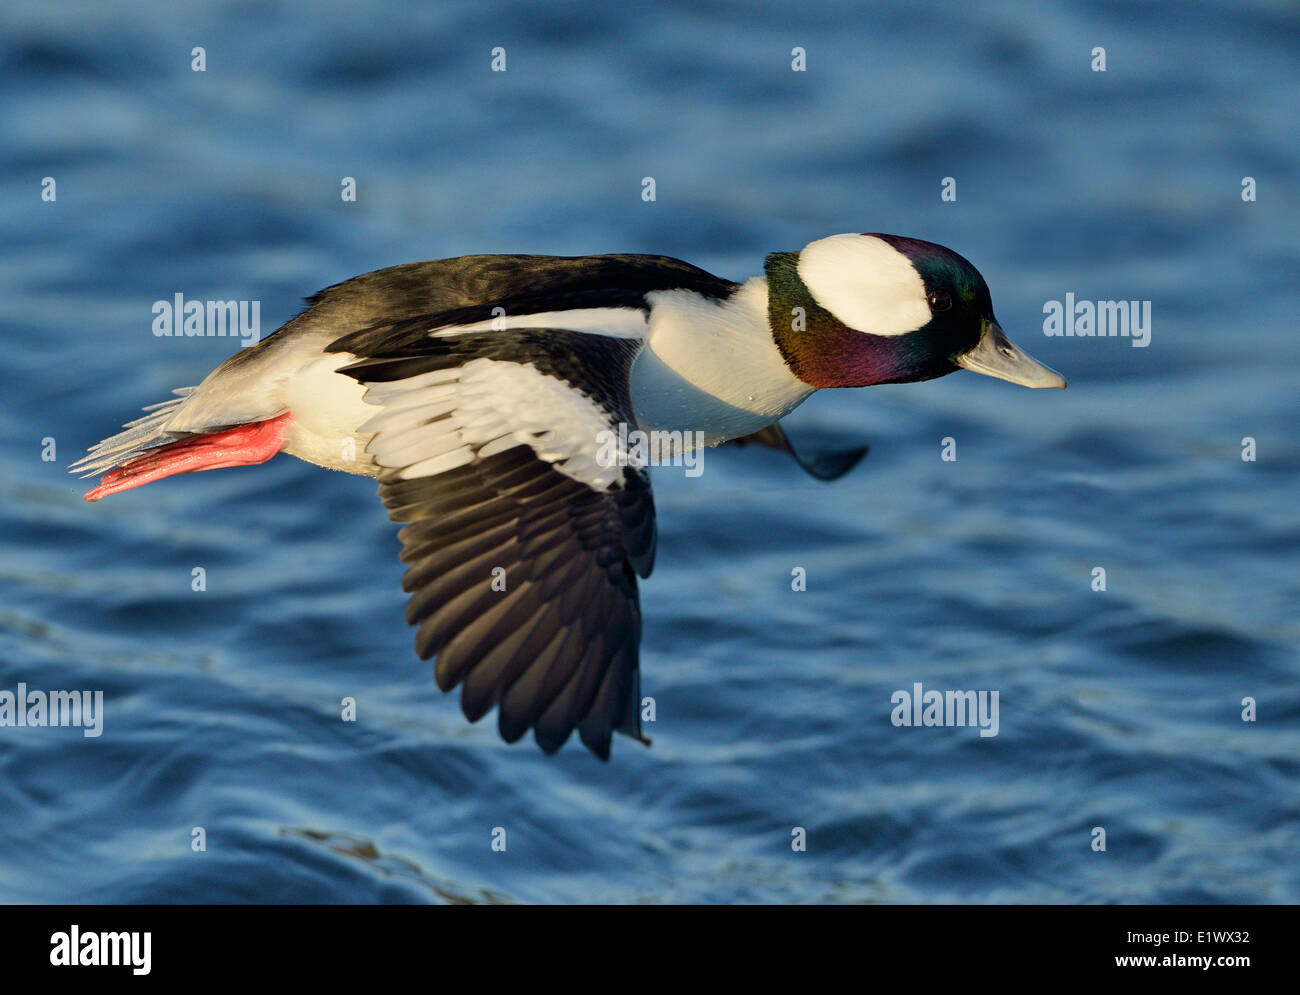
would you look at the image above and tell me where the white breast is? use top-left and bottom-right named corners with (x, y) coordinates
top-left (629, 277), bottom-right (814, 446)
top-left (281, 353), bottom-right (378, 473)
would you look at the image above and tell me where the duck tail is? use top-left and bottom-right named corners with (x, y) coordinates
top-left (69, 387), bottom-right (197, 478)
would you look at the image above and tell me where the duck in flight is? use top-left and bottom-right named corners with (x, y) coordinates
top-left (74, 233), bottom-right (1065, 758)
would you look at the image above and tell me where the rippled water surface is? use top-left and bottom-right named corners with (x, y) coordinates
top-left (1, 0), bottom-right (1297, 903)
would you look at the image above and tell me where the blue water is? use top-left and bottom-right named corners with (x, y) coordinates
top-left (1, 0), bottom-right (1297, 903)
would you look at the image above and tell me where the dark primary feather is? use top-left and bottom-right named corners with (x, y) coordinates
top-left (341, 324), bottom-right (658, 758)
top-left (379, 448), bottom-right (655, 759)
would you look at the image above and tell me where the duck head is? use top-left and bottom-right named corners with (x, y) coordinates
top-left (766, 233), bottom-right (1066, 390)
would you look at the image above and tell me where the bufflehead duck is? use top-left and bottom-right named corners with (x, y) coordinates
top-left (74, 233), bottom-right (1064, 758)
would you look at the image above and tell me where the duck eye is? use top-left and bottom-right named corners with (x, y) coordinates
top-left (928, 292), bottom-right (952, 312)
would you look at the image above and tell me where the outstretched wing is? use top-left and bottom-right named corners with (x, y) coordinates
top-left (341, 327), bottom-right (656, 759)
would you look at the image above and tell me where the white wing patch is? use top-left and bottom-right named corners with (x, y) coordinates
top-left (797, 233), bottom-right (930, 336)
top-left (429, 307), bottom-right (649, 340)
top-left (361, 358), bottom-right (625, 490)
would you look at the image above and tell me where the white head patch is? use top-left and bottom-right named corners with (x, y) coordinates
top-left (796, 233), bottom-right (931, 336)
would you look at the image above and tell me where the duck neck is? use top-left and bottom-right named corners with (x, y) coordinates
top-left (629, 277), bottom-right (816, 444)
